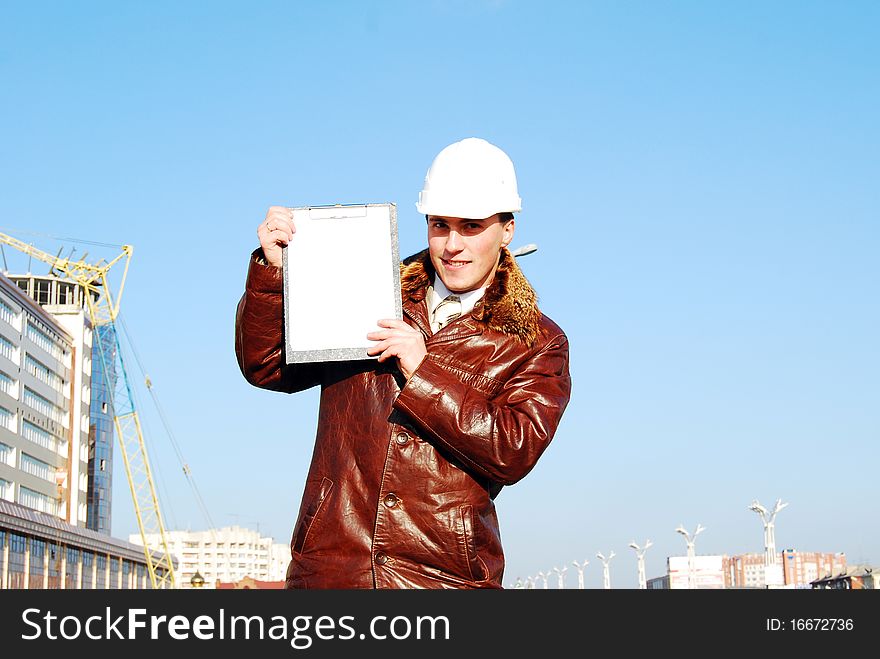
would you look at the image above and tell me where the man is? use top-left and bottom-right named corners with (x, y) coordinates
top-left (235, 137), bottom-right (571, 588)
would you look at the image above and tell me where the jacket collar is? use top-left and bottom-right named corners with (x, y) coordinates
top-left (400, 247), bottom-right (542, 346)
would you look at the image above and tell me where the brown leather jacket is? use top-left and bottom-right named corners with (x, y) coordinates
top-left (235, 247), bottom-right (571, 588)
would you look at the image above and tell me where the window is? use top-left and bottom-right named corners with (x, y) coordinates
top-left (7, 533), bottom-right (27, 589)
top-left (22, 420), bottom-right (58, 452)
top-left (108, 556), bottom-right (120, 589)
top-left (23, 387), bottom-right (63, 424)
top-left (0, 334), bottom-right (17, 362)
top-left (0, 441), bottom-right (14, 467)
top-left (47, 543), bottom-right (62, 589)
top-left (122, 561), bottom-right (133, 589)
top-left (0, 476), bottom-right (13, 501)
top-left (58, 283), bottom-right (77, 306)
top-left (95, 554), bottom-right (107, 589)
top-left (20, 452), bottom-right (54, 482)
top-left (26, 321), bottom-right (65, 361)
top-left (25, 354), bottom-right (64, 392)
top-left (0, 406), bottom-right (14, 432)
top-left (81, 551), bottom-right (94, 589)
top-left (18, 486), bottom-right (59, 515)
top-left (34, 280), bottom-right (51, 306)
top-left (65, 547), bottom-right (80, 589)
top-left (0, 298), bottom-right (16, 325)
top-left (0, 369), bottom-right (15, 397)
top-left (29, 538), bottom-right (46, 589)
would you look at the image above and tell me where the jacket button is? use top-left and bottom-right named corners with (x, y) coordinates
top-left (375, 552), bottom-right (388, 565)
top-left (395, 432), bottom-right (408, 445)
top-left (383, 493), bottom-right (399, 508)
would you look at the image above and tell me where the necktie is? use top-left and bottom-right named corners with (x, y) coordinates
top-left (432, 294), bottom-right (462, 331)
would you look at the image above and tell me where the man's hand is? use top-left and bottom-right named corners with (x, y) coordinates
top-left (257, 206), bottom-right (296, 268)
top-left (367, 319), bottom-right (427, 381)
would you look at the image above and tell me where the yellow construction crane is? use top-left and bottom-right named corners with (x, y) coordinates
top-left (0, 230), bottom-right (176, 589)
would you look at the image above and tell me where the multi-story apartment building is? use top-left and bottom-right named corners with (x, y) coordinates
top-left (136, 525), bottom-right (289, 588)
top-left (781, 549), bottom-right (848, 586)
top-left (0, 275), bottom-right (89, 525)
top-left (0, 273), bottom-right (167, 588)
top-left (728, 550), bottom-right (847, 588)
top-left (7, 273), bottom-right (117, 535)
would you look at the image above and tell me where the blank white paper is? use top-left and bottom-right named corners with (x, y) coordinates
top-left (283, 203), bottom-right (401, 363)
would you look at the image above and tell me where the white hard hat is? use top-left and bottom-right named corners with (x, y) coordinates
top-left (416, 137), bottom-right (522, 219)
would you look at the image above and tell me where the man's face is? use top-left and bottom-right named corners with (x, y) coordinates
top-left (427, 214), bottom-right (515, 293)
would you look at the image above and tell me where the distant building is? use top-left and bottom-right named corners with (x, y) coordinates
top-left (7, 274), bottom-right (116, 535)
top-left (646, 575), bottom-right (669, 589)
top-left (1, 498), bottom-right (173, 588)
top-left (811, 565), bottom-right (877, 590)
top-left (135, 525), bottom-right (289, 588)
top-left (215, 575), bottom-right (286, 589)
top-left (782, 549), bottom-right (847, 587)
top-left (728, 550), bottom-right (846, 588)
top-left (727, 552), bottom-right (774, 588)
top-left (646, 556), bottom-right (727, 589)
top-left (668, 555), bottom-right (726, 589)
top-left (645, 550), bottom-right (848, 589)
top-left (0, 274), bottom-right (91, 527)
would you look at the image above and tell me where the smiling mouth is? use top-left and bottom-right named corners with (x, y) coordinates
top-left (442, 258), bottom-right (470, 268)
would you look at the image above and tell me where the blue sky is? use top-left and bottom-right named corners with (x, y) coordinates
top-left (1, 1), bottom-right (877, 588)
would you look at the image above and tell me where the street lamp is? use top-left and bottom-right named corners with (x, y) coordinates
top-left (552, 565), bottom-right (568, 589)
top-left (749, 498), bottom-right (788, 587)
top-left (675, 524), bottom-right (705, 589)
top-left (628, 540), bottom-right (653, 590)
top-left (571, 559), bottom-right (590, 590)
top-left (510, 243), bottom-right (538, 258)
top-left (596, 551), bottom-right (615, 589)
top-left (536, 570), bottom-right (550, 589)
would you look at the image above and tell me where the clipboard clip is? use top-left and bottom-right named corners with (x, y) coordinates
top-left (306, 204), bottom-right (369, 220)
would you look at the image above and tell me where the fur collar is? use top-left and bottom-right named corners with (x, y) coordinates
top-left (400, 248), bottom-right (542, 346)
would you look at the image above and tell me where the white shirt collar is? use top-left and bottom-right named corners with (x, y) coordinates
top-left (429, 276), bottom-right (487, 317)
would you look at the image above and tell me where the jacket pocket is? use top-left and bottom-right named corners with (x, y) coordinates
top-left (429, 355), bottom-right (504, 398)
top-left (292, 477), bottom-right (334, 555)
top-left (455, 504), bottom-right (488, 583)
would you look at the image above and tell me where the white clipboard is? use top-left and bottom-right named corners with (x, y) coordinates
top-left (282, 203), bottom-right (402, 363)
